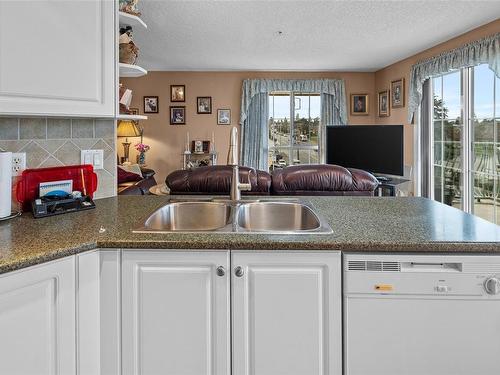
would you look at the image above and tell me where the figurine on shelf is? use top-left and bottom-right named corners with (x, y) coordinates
top-left (119, 83), bottom-right (133, 114)
top-left (119, 0), bottom-right (141, 17)
top-left (119, 26), bottom-right (138, 65)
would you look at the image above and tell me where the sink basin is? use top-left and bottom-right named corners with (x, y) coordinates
top-left (134, 201), bottom-right (232, 232)
top-left (236, 201), bottom-right (328, 233)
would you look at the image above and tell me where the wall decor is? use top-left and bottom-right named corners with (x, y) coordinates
top-left (170, 85), bottom-right (185, 102)
top-left (350, 94), bottom-right (369, 116)
top-left (217, 109), bottom-right (231, 125)
top-left (391, 78), bottom-right (405, 108)
top-left (143, 96), bottom-right (158, 113)
top-left (170, 106), bottom-right (186, 125)
top-left (378, 90), bottom-right (390, 117)
top-left (197, 96), bottom-right (212, 114)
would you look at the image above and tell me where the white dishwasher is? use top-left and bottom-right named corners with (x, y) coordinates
top-left (344, 253), bottom-right (500, 375)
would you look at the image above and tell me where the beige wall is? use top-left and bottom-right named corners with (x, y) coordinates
top-left (374, 18), bottom-right (500, 166)
top-left (123, 71), bottom-right (376, 183)
top-left (123, 18), bottom-right (499, 184)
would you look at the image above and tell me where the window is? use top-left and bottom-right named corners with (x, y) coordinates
top-left (268, 92), bottom-right (321, 170)
top-left (429, 64), bottom-right (500, 224)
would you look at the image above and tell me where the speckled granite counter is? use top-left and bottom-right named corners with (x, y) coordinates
top-left (1, 195), bottom-right (500, 274)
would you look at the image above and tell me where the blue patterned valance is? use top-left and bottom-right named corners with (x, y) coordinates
top-left (239, 79), bottom-right (347, 125)
top-left (409, 32), bottom-right (500, 122)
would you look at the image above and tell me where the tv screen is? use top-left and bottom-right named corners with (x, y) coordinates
top-left (326, 125), bottom-right (404, 176)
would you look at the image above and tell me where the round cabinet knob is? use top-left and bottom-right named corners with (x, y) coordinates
top-left (484, 277), bottom-right (500, 295)
top-left (234, 266), bottom-right (244, 277)
top-left (216, 266), bottom-right (225, 277)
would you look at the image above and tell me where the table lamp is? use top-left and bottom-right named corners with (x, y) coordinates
top-left (117, 120), bottom-right (140, 163)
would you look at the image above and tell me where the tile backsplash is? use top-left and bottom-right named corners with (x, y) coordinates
top-left (0, 117), bottom-right (116, 199)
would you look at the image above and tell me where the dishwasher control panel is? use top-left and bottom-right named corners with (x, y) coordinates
top-left (344, 253), bottom-right (500, 298)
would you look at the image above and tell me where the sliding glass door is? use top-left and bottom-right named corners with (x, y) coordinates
top-left (429, 64), bottom-right (500, 225)
top-left (431, 70), bottom-right (464, 210)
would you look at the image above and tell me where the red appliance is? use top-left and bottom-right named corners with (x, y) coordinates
top-left (16, 165), bottom-right (98, 212)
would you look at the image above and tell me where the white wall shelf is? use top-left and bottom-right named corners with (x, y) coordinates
top-left (117, 114), bottom-right (148, 121)
top-left (119, 11), bottom-right (147, 29)
top-left (119, 63), bottom-right (147, 78)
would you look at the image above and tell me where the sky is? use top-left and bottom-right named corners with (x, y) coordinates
top-left (434, 63), bottom-right (499, 120)
top-left (269, 94), bottom-right (321, 120)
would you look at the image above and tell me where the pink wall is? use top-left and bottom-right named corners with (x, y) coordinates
top-left (373, 18), bottom-right (500, 165)
top-left (122, 18), bottom-right (500, 183)
top-left (122, 71), bottom-right (375, 182)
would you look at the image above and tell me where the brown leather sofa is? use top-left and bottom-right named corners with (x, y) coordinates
top-left (271, 164), bottom-right (378, 196)
top-left (118, 167), bottom-right (157, 195)
top-left (166, 164), bottom-right (378, 196)
top-left (166, 165), bottom-right (271, 195)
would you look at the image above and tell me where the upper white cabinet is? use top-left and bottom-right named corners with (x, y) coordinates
top-left (0, 256), bottom-right (76, 375)
top-left (122, 250), bottom-right (231, 375)
top-left (0, 0), bottom-right (115, 117)
top-left (231, 251), bottom-right (342, 375)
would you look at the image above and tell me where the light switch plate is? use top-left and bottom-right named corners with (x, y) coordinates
top-left (81, 150), bottom-right (104, 170)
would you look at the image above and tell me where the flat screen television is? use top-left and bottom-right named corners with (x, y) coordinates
top-left (326, 125), bottom-right (404, 176)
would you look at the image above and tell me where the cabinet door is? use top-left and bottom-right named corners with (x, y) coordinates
top-left (0, 0), bottom-right (115, 117)
top-left (122, 250), bottom-right (231, 375)
top-left (232, 251), bottom-right (342, 375)
top-left (77, 249), bottom-right (121, 375)
top-left (0, 256), bottom-right (76, 375)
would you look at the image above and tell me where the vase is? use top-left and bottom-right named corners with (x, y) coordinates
top-left (138, 152), bottom-right (146, 165)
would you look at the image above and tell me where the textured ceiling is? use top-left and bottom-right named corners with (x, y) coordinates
top-left (134, 0), bottom-right (500, 72)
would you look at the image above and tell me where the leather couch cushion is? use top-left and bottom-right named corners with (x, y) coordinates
top-left (118, 166), bottom-right (143, 183)
top-left (166, 166), bottom-right (271, 195)
top-left (272, 164), bottom-right (378, 195)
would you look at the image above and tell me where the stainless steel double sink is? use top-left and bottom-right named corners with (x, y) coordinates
top-left (133, 199), bottom-right (332, 234)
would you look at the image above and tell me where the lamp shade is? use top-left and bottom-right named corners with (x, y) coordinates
top-left (117, 120), bottom-right (140, 137)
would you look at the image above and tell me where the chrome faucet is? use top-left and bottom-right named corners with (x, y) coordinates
top-left (227, 127), bottom-right (251, 201)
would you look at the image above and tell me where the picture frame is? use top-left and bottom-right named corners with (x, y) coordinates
top-left (191, 140), bottom-right (210, 154)
top-left (170, 106), bottom-right (186, 125)
top-left (350, 94), bottom-right (369, 116)
top-left (143, 96), bottom-right (159, 113)
top-left (217, 109), bottom-right (231, 125)
top-left (391, 78), bottom-right (405, 108)
top-left (170, 85), bottom-right (185, 102)
top-left (129, 107), bottom-right (140, 127)
top-left (378, 90), bottom-right (390, 117)
top-left (197, 96), bottom-right (212, 114)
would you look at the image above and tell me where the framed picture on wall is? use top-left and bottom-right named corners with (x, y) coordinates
top-left (143, 96), bottom-right (159, 113)
top-left (197, 97), bottom-right (212, 114)
top-left (217, 109), bottom-right (231, 125)
top-left (391, 78), bottom-right (405, 108)
top-left (378, 90), bottom-right (390, 117)
top-left (350, 94), bottom-right (369, 116)
top-left (170, 106), bottom-right (186, 125)
top-left (171, 85), bottom-right (185, 102)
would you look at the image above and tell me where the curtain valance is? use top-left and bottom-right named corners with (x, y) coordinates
top-left (408, 32), bottom-right (500, 122)
top-left (239, 79), bottom-right (347, 125)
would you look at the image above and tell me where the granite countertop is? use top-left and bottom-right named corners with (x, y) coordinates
top-left (1, 195), bottom-right (500, 274)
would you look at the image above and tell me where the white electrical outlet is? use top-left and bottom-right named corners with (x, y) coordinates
top-left (12, 152), bottom-right (26, 176)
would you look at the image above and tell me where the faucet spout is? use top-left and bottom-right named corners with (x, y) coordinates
top-left (227, 126), bottom-right (238, 166)
top-left (226, 126), bottom-right (251, 201)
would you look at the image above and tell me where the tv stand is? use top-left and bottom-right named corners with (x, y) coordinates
top-left (375, 175), bottom-right (392, 182)
top-left (375, 176), bottom-right (410, 196)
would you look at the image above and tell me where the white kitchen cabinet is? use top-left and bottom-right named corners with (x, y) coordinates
top-left (122, 250), bottom-right (231, 375)
top-left (231, 251), bottom-right (342, 375)
top-left (0, 0), bottom-right (115, 117)
top-left (77, 249), bottom-right (121, 375)
top-left (0, 256), bottom-right (76, 375)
